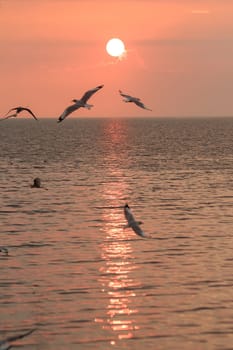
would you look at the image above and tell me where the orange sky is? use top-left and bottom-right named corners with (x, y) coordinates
top-left (1, 0), bottom-right (233, 118)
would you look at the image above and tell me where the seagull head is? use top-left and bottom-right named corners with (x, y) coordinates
top-left (137, 221), bottom-right (143, 225)
top-left (71, 98), bottom-right (80, 103)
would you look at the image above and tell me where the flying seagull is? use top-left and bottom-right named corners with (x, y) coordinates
top-left (119, 90), bottom-right (152, 111)
top-left (1, 107), bottom-right (38, 121)
top-left (0, 329), bottom-right (36, 350)
top-left (57, 84), bottom-right (104, 123)
top-left (124, 203), bottom-right (150, 238)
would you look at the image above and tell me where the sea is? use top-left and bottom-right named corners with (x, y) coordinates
top-left (0, 117), bottom-right (233, 350)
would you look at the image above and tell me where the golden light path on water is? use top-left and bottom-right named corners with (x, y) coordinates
top-left (95, 120), bottom-right (141, 345)
top-left (98, 188), bottom-right (140, 344)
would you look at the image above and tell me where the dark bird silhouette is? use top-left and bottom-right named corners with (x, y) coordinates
top-left (57, 85), bottom-right (104, 123)
top-left (119, 90), bottom-right (152, 111)
top-left (1, 107), bottom-right (38, 121)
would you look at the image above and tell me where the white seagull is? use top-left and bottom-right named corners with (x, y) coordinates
top-left (119, 90), bottom-right (152, 111)
top-left (1, 107), bottom-right (38, 121)
top-left (0, 329), bottom-right (36, 350)
top-left (124, 203), bottom-right (149, 238)
top-left (57, 84), bottom-right (104, 123)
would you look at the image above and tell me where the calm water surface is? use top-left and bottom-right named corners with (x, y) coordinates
top-left (0, 117), bottom-right (233, 349)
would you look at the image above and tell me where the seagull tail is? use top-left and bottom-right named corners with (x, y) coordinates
top-left (85, 103), bottom-right (94, 110)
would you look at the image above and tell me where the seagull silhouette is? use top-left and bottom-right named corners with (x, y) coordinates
top-left (1, 107), bottom-right (38, 121)
top-left (57, 85), bottom-right (104, 123)
top-left (119, 90), bottom-right (152, 111)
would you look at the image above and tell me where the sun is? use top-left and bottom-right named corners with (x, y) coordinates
top-left (106, 38), bottom-right (126, 58)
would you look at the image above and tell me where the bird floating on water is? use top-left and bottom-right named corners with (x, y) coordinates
top-left (57, 85), bottom-right (104, 123)
top-left (30, 178), bottom-right (47, 190)
top-left (31, 178), bottom-right (41, 188)
top-left (1, 107), bottom-right (38, 121)
top-left (119, 90), bottom-right (152, 111)
top-left (124, 203), bottom-right (150, 238)
top-left (0, 329), bottom-right (36, 350)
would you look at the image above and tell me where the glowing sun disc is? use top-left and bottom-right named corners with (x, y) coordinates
top-left (106, 38), bottom-right (125, 57)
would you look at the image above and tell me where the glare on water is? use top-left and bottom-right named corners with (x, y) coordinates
top-left (98, 180), bottom-right (140, 342)
top-left (0, 117), bottom-right (233, 349)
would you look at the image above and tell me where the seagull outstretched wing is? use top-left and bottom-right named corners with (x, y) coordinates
top-left (57, 103), bottom-right (81, 123)
top-left (20, 107), bottom-right (38, 120)
top-left (119, 90), bottom-right (141, 101)
top-left (80, 85), bottom-right (104, 104)
top-left (0, 114), bottom-right (17, 121)
top-left (2, 107), bottom-right (16, 118)
top-left (134, 100), bottom-right (152, 111)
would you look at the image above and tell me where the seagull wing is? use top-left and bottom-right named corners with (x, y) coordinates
top-left (0, 329), bottom-right (36, 350)
top-left (57, 103), bottom-right (80, 123)
top-left (22, 108), bottom-right (38, 120)
top-left (131, 96), bottom-right (141, 102)
top-left (0, 113), bottom-right (17, 121)
top-left (2, 107), bottom-right (18, 118)
top-left (80, 85), bottom-right (104, 104)
top-left (119, 90), bottom-right (132, 100)
top-left (131, 222), bottom-right (147, 237)
top-left (119, 90), bottom-right (141, 102)
top-left (134, 100), bottom-right (152, 111)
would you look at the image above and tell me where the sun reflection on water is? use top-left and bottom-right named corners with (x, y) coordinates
top-left (99, 217), bottom-right (140, 340)
top-left (97, 176), bottom-right (141, 343)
